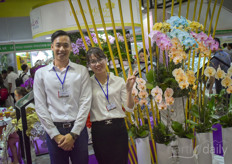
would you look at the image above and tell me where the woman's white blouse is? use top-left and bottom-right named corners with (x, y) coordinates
top-left (90, 72), bottom-right (133, 122)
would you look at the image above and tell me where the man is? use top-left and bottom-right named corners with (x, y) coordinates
top-left (34, 30), bottom-right (92, 164)
top-left (1, 70), bottom-right (8, 89)
top-left (208, 38), bottom-right (231, 94)
top-left (7, 66), bottom-right (18, 102)
top-left (21, 64), bottom-right (30, 83)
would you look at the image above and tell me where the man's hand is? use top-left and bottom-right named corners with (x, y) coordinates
top-left (53, 134), bottom-right (65, 145)
top-left (58, 133), bottom-right (75, 151)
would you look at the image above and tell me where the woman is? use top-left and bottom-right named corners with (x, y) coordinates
top-left (8, 87), bottom-right (28, 164)
top-left (86, 47), bottom-right (136, 164)
top-left (0, 74), bottom-right (8, 107)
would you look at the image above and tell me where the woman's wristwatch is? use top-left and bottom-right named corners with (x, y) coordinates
top-left (70, 132), bottom-right (78, 140)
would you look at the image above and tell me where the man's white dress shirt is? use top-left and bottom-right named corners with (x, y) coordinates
top-left (7, 71), bottom-right (18, 93)
top-left (34, 61), bottom-right (92, 139)
top-left (90, 72), bottom-right (133, 122)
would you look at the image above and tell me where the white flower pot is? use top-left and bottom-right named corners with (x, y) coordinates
top-left (156, 143), bottom-right (172, 164)
top-left (195, 132), bottom-right (213, 164)
top-left (135, 136), bottom-right (151, 164)
top-left (222, 127), bottom-right (232, 164)
top-left (172, 97), bottom-right (187, 123)
top-left (177, 137), bottom-right (195, 164)
top-left (160, 97), bottom-right (187, 127)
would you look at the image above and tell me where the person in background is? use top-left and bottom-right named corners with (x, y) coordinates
top-left (208, 38), bottom-right (231, 94)
top-left (7, 66), bottom-right (18, 103)
top-left (223, 43), bottom-right (228, 51)
top-left (21, 64), bottom-right (30, 83)
top-left (86, 47), bottom-right (136, 164)
top-left (8, 87), bottom-right (28, 164)
top-left (34, 30), bottom-right (92, 164)
top-left (226, 43), bottom-right (232, 60)
top-left (0, 74), bottom-right (8, 107)
top-left (1, 70), bottom-right (8, 89)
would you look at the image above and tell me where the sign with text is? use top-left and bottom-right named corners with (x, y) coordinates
top-left (30, 0), bottom-right (140, 39)
top-left (0, 42), bottom-right (51, 52)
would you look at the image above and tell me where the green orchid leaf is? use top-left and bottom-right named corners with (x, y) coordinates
top-left (186, 133), bottom-right (195, 139)
top-left (146, 83), bottom-right (154, 89)
top-left (186, 120), bottom-right (198, 126)
top-left (146, 70), bottom-right (154, 83)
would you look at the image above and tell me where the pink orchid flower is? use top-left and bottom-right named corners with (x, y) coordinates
top-left (165, 97), bottom-right (174, 105)
top-left (137, 84), bottom-right (146, 91)
top-left (151, 86), bottom-right (163, 97)
top-left (210, 41), bottom-right (219, 51)
top-left (139, 99), bottom-right (148, 106)
top-left (196, 32), bottom-right (208, 42)
top-left (155, 94), bottom-right (162, 103)
top-left (164, 88), bottom-right (174, 97)
top-left (158, 101), bottom-right (167, 110)
top-left (138, 90), bottom-right (149, 99)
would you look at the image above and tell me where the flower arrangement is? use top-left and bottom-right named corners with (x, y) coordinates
top-left (142, 15), bottom-right (221, 138)
top-left (70, 31), bottom-right (133, 66)
top-left (11, 107), bottom-right (44, 137)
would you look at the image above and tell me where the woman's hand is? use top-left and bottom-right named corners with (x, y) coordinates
top-left (126, 70), bottom-right (137, 92)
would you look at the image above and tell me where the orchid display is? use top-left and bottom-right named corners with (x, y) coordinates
top-left (149, 16), bottom-right (218, 66)
top-left (204, 65), bottom-right (232, 94)
top-left (70, 31), bottom-right (133, 67)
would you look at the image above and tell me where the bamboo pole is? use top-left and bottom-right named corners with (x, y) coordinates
top-left (96, 0), bottom-right (118, 75)
top-left (197, 0), bottom-right (204, 22)
top-left (117, 0), bottom-right (133, 75)
top-left (107, 0), bottom-right (127, 79)
top-left (178, 0), bottom-right (182, 17)
top-left (76, 0), bottom-right (95, 47)
top-left (163, 0), bottom-right (166, 22)
top-left (212, 0), bottom-right (224, 38)
top-left (86, 0), bottom-right (110, 72)
top-left (147, 0), bottom-right (153, 70)
top-left (145, 106), bottom-right (158, 164)
top-left (186, 0), bottom-right (190, 19)
top-left (68, 0), bottom-right (88, 50)
top-left (139, 0), bottom-right (148, 73)
top-left (192, 0), bottom-right (198, 21)
top-left (171, 0), bottom-right (174, 16)
top-left (129, 0), bottom-right (142, 78)
top-left (208, 0), bottom-right (218, 36)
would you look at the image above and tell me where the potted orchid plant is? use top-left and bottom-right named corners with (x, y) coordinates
top-left (148, 15), bottom-right (219, 164)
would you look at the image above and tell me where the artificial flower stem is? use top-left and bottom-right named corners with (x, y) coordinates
top-left (155, 101), bottom-right (160, 124)
top-left (185, 97), bottom-right (188, 130)
top-left (145, 105), bottom-right (157, 164)
top-left (149, 93), bottom-right (157, 126)
top-left (187, 50), bottom-right (191, 70)
top-left (138, 105), bottom-right (145, 125)
top-left (134, 109), bottom-right (140, 127)
top-left (163, 51), bottom-right (166, 69)
top-left (191, 50), bottom-right (196, 71)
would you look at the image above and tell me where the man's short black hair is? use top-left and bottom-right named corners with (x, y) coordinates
top-left (223, 43), bottom-right (227, 48)
top-left (21, 64), bottom-right (28, 71)
top-left (138, 48), bottom-right (148, 55)
top-left (228, 43), bottom-right (232, 48)
top-left (1, 70), bottom-right (7, 74)
top-left (51, 30), bottom-right (71, 43)
top-left (7, 66), bottom-right (14, 72)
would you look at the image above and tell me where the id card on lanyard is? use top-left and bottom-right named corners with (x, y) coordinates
top-left (95, 74), bottom-right (117, 111)
top-left (53, 66), bottom-right (70, 98)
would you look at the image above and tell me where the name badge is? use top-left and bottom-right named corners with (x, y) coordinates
top-left (58, 88), bottom-right (70, 98)
top-left (106, 103), bottom-right (117, 111)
